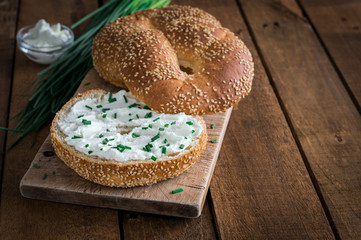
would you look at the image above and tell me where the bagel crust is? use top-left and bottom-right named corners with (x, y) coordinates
top-left (93, 5), bottom-right (254, 115)
top-left (51, 89), bottom-right (207, 187)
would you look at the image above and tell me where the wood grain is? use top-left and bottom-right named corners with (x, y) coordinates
top-left (239, 0), bottom-right (361, 238)
top-left (174, 0), bottom-right (334, 239)
top-left (0, 1), bottom-right (120, 239)
top-left (299, 0), bottom-right (361, 109)
top-left (0, 0), bottom-right (18, 188)
top-left (20, 68), bottom-right (232, 218)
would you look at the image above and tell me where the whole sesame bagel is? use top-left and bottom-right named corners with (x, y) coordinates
top-left (92, 5), bottom-right (254, 115)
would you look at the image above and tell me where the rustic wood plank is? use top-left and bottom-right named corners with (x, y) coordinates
top-left (20, 68), bottom-right (232, 218)
top-left (299, 0), bottom-right (361, 110)
top-left (0, 0), bottom-right (18, 189)
top-left (0, 1), bottom-right (120, 239)
top-left (238, 0), bottom-right (361, 238)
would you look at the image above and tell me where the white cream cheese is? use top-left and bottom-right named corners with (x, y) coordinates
top-left (24, 19), bottom-right (71, 48)
top-left (58, 90), bottom-right (203, 163)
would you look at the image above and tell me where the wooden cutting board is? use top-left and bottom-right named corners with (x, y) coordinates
top-left (20, 69), bottom-right (232, 218)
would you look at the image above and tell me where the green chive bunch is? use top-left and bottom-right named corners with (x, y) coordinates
top-left (2, 0), bottom-right (170, 148)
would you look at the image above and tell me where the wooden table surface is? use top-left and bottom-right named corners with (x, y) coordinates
top-left (1, 0), bottom-right (360, 239)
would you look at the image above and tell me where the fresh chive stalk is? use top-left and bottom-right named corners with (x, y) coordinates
top-left (2, 0), bottom-right (170, 148)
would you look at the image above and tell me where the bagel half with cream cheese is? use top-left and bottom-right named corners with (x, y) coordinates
top-left (92, 5), bottom-right (254, 115)
top-left (51, 89), bottom-right (207, 187)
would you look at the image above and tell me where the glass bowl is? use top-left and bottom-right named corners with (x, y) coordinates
top-left (16, 24), bottom-right (74, 65)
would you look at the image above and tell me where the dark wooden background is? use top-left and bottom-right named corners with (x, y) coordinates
top-left (0, 0), bottom-right (360, 239)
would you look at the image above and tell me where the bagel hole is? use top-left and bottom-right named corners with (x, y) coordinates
top-left (178, 59), bottom-right (195, 75)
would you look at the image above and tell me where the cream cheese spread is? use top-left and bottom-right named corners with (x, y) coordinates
top-left (58, 90), bottom-right (203, 162)
top-left (24, 19), bottom-right (71, 48)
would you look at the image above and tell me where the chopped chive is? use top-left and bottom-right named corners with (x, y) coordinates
top-left (184, 137), bottom-right (188, 139)
top-left (85, 144), bottom-right (89, 148)
top-left (136, 114), bottom-right (139, 119)
top-left (211, 138), bottom-right (217, 143)
top-left (144, 112), bottom-right (153, 118)
top-left (77, 114), bottom-right (84, 118)
top-left (153, 117), bottom-right (160, 122)
top-left (99, 134), bottom-right (104, 138)
top-left (164, 139), bottom-right (167, 144)
top-left (148, 124), bottom-right (153, 128)
top-left (72, 136), bottom-right (82, 139)
top-left (128, 103), bottom-right (138, 108)
top-left (147, 143), bottom-right (153, 148)
top-left (42, 174), bottom-right (48, 180)
top-left (109, 138), bottom-right (115, 141)
top-left (108, 144), bottom-right (112, 146)
top-left (108, 92), bottom-right (117, 103)
top-left (84, 82), bottom-right (90, 86)
top-left (102, 108), bottom-right (110, 112)
top-left (151, 133), bottom-right (160, 142)
top-left (124, 146), bottom-right (131, 150)
top-left (159, 128), bottom-right (165, 131)
top-left (88, 150), bottom-right (93, 154)
top-left (96, 105), bottom-right (102, 108)
top-left (143, 105), bottom-right (151, 110)
top-left (162, 146), bottom-right (166, 154)
top-left (211, 124), bottom-right (215, 129)
top-left (102, 114), bottom-right (107, 118)
top-left (123, 95), bottom-right (128, 103)
top-left (52, 171), bottom-right (55, 175)
top-left (100, 148), bottom-right (103, 151)
top-left (129, 118), bottom-right (133, 122)
top-left (85, 105), bottom-right (92, 110)
top-left (106, 129), bottom-right (110, 132)
top-left (166, 143), bottom-right (170, 147)
top-left (132, 133), bottom-right (140, 138)
top-left (33, 164), bottom-right (40, 169)
top-left (164, 123), bottom-right (169, 127)
top-left (142, 127), bottom-right (148, 130)
top-left (172, 188), bottom-right (183, 194)
top-left (179, 144), bottom-right (185, 149)
top-left (151, 155), bottom-right (157, 161)
top-left (186, 121), bottom-right (193, 125)
top-left (171, 121), bottom-right (176, 125)
top-left (192, 130), bottom-right (195, 133)
top-left (114, 113), bottom-right (117, 119)
top-left (128, 113), bottom-right (132, 116)
top-left (82, 119), bottom-right (91, 125)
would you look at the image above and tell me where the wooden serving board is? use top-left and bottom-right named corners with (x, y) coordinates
top-left (20, 69), bottom-right (232, 218)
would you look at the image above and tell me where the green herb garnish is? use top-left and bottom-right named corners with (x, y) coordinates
top-left (142, 127), bottom-right (148, 130)
top-left (77, 114), bottom-right (84, 118)
top-left (88, 151), bottom-right (93, 154)
top-left (148, 124), bottom-right (153, 128)
top-left (42, 174), bottom-right (48, 180)
top-left (102, 114), bottom-right (107, 118)
top-left (99, 134), bottom-right (104, 138)
top-left (179, 144), bottom-right (185, 149)
top-left (186, 121), bottom-right (193, 125)
top-left (85, 144), bottom-right (89, 148)
top-left (72, 136), bottom-right (82, 139)
top-left (128, 103), bottom-right (138, 108)
top-left (164, 124), bottom-right (169, 127)
top-left (108, 92), bottom-right (117, 103)
top-left (211, 124), bottom-right (215, 129)
top-left (143, 105), bottom-right (151, 110)
top-left (123, 95), bottom-right (128, 103)
top-left (192, 130), bottom-right (195, 133)
top-left (144, 112), bottom-right (152, 118)
top-left (164, 139), bottom-right (167, 144)
top-left (102, 108), bottom-right (110, 112)
top-left (114, 113), bottom-right (117, 119)
top-left (33, 164), bottom-right (40, 169)
top-left (82, 119), bottom-right (91, 125)
top-left (211, 138), bottom-right (217, 143)
top-left (96, 105), bottom-right (102, 108)
top-left (171, 121), bottom-right (176, 125)
top-left (85, 105), bottom-right (92, 110)
top-left (151, 155), bottom-right (157, 161)
top-left (172, 188), bottom-right (183, 194)
top-left (153, 117), bottom-right (160, 122)
top-left (132, 133), bottom-right (140, 138)
top-left (159, 128), bottom-right (165, 131)
top-left (84, 82), bottom-right (90, 86)
top-left (136, 114), bottom-right (139, 119)
top-left (106, 129), bottom-right (110, 132)
top-left (151, 133), bottom-right (160, 142)
top-left (162, 146), bottom-right (166, 154)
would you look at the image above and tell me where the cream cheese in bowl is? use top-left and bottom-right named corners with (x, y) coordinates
top-left (17, 19), bottom-right (74, 64)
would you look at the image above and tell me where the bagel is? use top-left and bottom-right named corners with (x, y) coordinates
top-left (51, 89), bottom-right (207, 187)
top-left (92, 5), bottom-right (254, 115)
